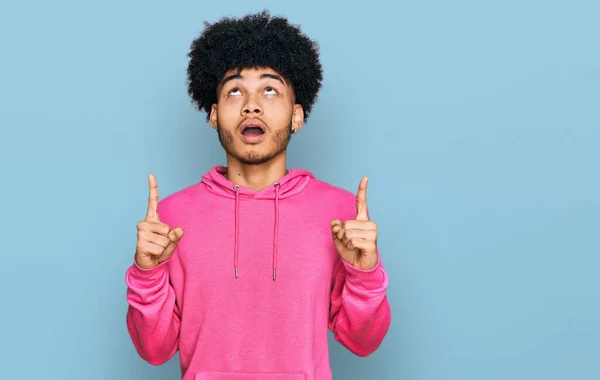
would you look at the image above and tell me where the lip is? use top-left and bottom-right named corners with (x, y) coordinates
top-left (239, 118), bottom-right (266, 133)
top-left (239, 118), bottom-right (266, 144)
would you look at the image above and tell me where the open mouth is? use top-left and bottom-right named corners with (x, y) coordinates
top-left (241, 125), bottom-right (265, 136)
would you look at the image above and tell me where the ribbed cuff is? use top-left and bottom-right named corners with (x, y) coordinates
top-left (129, 254), bottom-right (170, 282)
top-left (342, 256), bottom-right (387, 290)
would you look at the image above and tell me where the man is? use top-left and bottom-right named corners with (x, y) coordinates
top-left (125, 10), bottom-right (391, 380)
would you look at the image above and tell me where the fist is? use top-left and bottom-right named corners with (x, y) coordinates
top-left (135, 174), bottom-right (184, 269)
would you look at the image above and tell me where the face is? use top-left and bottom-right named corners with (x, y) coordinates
top-left (210, 67), bottom-right (304, 165)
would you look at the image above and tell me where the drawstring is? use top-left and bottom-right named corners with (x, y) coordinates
top-left (232, 182), bottom-right (281, 281)
top-left (273, 182), bottom-right (281, 281)
top-left (233, 184), bottom-right (240, 278)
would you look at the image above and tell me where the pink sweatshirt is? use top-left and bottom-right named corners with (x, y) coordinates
top-left (125, 166), bottom-right (391, 380)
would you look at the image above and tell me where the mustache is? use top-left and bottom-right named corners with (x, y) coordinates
top-left (237, 117), bottom-right (269, 131)
top-left (216, 120), bottom-right (293, 134)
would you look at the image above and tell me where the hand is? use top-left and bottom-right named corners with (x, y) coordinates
top-left (135, 174), bottom-right (184, 269)
top-left (330, 176), bottom-right (379, 271)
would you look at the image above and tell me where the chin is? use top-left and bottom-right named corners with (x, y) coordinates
top-left (239, 155), bottom-right (274, 165)
top-left (227, 148), bottom-right (271, 165)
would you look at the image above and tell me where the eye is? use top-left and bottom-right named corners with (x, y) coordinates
top-left (227, 87), bottom-right (241, 96)
top-left (264, 87), bottom-right (278, 95)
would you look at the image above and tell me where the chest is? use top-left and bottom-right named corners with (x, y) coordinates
top-left (172, 198), bottom-right (339, 305)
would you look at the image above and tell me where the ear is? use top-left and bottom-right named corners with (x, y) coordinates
top-left (210, 104), bottom-right (218, 129)
top-left (292, 104), bottom-right (304, 132)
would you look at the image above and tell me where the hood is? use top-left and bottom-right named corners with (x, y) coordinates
top-left (201, 166), bottom-right (313, 200)
top-left (201, 166), bottom-right (315, 280)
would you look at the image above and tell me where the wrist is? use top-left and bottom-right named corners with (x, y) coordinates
top-left (349, 252), bottom-right (379, 271)
top-left (135, 253), bottom-right (159, 270)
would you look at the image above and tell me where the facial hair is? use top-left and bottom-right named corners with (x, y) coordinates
top-left (216, 121), bottom-right (294, 166)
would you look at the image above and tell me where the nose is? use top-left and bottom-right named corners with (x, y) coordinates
top-left (242, 94), bottom-right (263, 116)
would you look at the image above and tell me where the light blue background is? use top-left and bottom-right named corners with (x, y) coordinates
top-left (1, 0), bottom-right (598, 379)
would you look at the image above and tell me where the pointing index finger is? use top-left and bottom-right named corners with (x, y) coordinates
top-left (146, 174), bottom-right (159, 220)
top-left (356, 176), bottom-right (369, 220)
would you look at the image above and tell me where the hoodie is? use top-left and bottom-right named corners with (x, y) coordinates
top-left (125, 166), bottom-right (391, 380)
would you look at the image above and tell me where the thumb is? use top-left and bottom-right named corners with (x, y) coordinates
top-left (169, 227), bottom-right (185, 242)
top-left (161, 227), bottom-right (184, 262)
top-left (330, 219), bottom-right (342, 237)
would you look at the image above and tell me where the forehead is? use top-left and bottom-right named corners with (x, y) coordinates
top-left (221, 67), bottom-right (288, 84)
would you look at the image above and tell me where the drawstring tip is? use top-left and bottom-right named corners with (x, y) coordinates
top-left (235, 267), bottom-right (239, 279)
top-left (273, 269), bottom-right (277, 281)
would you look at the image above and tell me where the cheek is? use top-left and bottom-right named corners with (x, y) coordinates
top-left (263, 101), bottom-right (293, 124)
top-left (216, 102), bottom-right (241, 125)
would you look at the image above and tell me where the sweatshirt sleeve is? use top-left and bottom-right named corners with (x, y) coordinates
top-left (125, 257), bottom-right (181, 365)
top-left (328, 253), bottom-right (391, 357)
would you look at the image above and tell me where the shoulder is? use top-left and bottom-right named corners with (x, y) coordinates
top-left (156, 182), bottom-right (202, 221)
top-left (305, 178), bottom-right (356, 218)
top-left (308, 178), bottom-right (355, 200)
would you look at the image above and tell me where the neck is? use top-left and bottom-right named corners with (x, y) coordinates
top-left (224, 152), bottom-right (289, 191)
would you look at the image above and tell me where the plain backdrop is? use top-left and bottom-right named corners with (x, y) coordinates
top-left (1, 0), bottom-right (599, 379)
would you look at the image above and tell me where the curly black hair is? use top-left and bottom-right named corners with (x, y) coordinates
top-left (186, 10), bottom-right (323, 121)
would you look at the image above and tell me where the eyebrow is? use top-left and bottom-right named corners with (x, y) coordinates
top-left (220, 73), bottom-right (286, 87)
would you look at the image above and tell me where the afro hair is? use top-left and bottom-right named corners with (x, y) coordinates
top-left (186, 10), bottom-right (323, 121)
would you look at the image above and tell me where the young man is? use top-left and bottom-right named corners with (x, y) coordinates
top-left (125, 10), bottom-right (391, 380)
